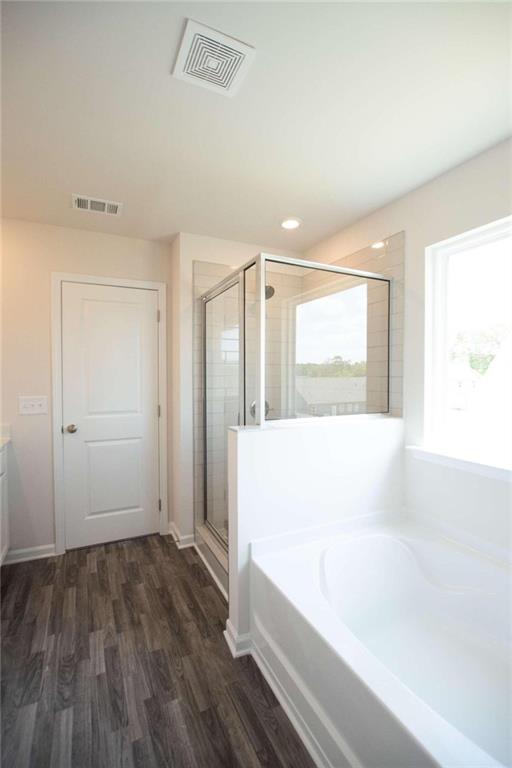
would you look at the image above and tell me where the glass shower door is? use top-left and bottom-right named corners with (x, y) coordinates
top-left (204, 281), bottom-right (240, 545)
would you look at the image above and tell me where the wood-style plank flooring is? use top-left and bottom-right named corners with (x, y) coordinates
top-left (1, 535), bottom-right (315, 768)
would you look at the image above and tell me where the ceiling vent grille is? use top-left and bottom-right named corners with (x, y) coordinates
top-left (71, 194), bottom-right (123, 216)
top-left (173, 20), bottom-right (255, 97)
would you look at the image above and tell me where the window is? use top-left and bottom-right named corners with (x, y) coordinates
top-left (425, 216), bottom-right (512, 469)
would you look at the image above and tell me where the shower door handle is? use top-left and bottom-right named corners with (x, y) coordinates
top-left (249, 400), bottom-right (270, 420)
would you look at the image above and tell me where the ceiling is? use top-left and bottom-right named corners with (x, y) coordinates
top-left (2, 2), bottom-right (510, 251)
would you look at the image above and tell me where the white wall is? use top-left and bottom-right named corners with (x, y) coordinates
top-left (406, 449), bottom-right (511, 562)
top-left (306, 139), bottom-right (511, 446)
top-left (227, 416), bottom-right (404, 643)
top-left (1, 220), bottom-right (296, 554)
top-left (1, 219), bottom-right (171, 551)
top-left (305, 139), bottom-right (512, 553)
top-left (3, 141), bottom-right (509, 562)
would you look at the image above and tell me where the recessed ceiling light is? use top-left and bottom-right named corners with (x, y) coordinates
top-left (371, 241), bottom-right (385, 249)
top-left (281, 218), bottom-right (302, 230)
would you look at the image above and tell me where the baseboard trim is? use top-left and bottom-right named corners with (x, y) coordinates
top-left (223, 619), bottom-right (251, 658)
top-left (223, 618), bottom-right (336, 766)
top-left (168, 522), bottom-right (179, 542)
top-left (0, 543), bottom-right (9, 566)
top-left (168, 523), bottom-right (195, 550)
top-left (252, 615), bottom-right (360, 768)
top-left (251, 640), bottom-right (333, 768)
top-left (193, 544), bottom-right (228, 602)
top-left (4, 544), bottom-right (57, 565)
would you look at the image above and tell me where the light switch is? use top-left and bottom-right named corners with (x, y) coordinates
top-left (18, 396), bottom-right (48, 415)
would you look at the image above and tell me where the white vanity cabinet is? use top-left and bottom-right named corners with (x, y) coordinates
top-left (0, 442), bottom-right (9, 564)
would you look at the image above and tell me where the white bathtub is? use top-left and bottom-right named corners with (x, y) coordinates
top-left (250, 523), bottom-right (511, 768)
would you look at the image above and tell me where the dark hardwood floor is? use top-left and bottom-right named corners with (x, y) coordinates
top-left (1, 535), bottom-right (315, 768)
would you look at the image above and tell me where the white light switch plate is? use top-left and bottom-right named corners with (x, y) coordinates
top-left (18, 396), bottom-right (48, 415)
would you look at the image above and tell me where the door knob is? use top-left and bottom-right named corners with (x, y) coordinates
top-left (66, 424), bottom-right (78, 433)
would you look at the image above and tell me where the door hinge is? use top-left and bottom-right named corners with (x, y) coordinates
top-left (157, 309), bottom-right (161, 323)
top-left (158, 499), bottom-right (162, 511)
top-left (157, 404), bottom-right (161, 417)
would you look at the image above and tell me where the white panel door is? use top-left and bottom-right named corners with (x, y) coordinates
top-left (62, 282), bottom-right (159, 548)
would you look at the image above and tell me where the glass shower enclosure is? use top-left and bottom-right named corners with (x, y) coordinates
top-left (201, 253), bottom-right (391, 546)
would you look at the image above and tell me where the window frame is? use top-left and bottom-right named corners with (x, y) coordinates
top-left (424, 214), bottom-right (512, 464)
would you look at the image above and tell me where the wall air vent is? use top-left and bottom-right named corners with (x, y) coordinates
top-left (173, 19), bottom-right (255, 97)
top-left (71, 194), bottom-right (123, 216)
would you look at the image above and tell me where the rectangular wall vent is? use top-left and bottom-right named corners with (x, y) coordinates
top-left (173, 19), bottom-right (255, 97)
top-left (71, 194), bottom-right (123, 216)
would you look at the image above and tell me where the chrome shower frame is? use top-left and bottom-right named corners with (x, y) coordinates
top-left (200, 252), bottom-right (392, 544)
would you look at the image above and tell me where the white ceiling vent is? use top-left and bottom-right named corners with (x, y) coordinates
top-left (71, 194), bottom-right (123, 216)
top-left (173, 19), bottom-right (255, 97)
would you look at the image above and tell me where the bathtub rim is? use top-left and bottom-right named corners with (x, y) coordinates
top-left (250, 522), bottom-right (510, 768)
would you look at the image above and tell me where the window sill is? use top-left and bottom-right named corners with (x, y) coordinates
top-left (406, 445), bottom-right (512, 482)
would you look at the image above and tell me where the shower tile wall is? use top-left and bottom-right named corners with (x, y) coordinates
top-left (297, 233), bottom-right (403, 415)
top-left (266, 269), bottom-right (308, 419)
top-left (329, 231), bottom-right (404, 416)
top-left (244, 265), bottom-right (305, 422)
top-left (256, 233), bottom-right (403, 420)
top-left (194, 261), bottom-right (307, 541)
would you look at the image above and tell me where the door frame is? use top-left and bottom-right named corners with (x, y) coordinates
top-left (51, 272), bottom-right (168, 555)
top-left (201, 274), bottom-right (244, 550)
